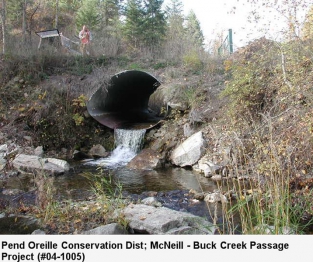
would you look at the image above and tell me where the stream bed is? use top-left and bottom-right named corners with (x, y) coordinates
top-left (0, 162), bottom-right (230, 234)
top-left (0, 129), bottom-right (232, 234)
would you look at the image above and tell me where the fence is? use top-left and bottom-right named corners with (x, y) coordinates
top-left (218, 29), bottom-right (233, 56)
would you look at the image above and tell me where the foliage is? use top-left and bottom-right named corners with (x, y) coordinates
top-left (34, 172), bottom-right (57, 223)
top-left (122, 0), bottom-right (145, 48)
top-left (34, 168), bottom-right (128, 234)
top-left (185, 10), bottom-right (204, 50)
top-left (123, 0), bottom-right (166, 52)
top-left (0, 0), bottom-right (206, 61)
top-left (208, 113), bottom-right (313, 234)
top-left (75, 0), bottom-right (101, 30)
top-left (221, 38), bottom-right (279, 120)
top-left (127, 62), bottom-right (143, 70)
top-left (83, 169), bottom-right (123, 200)
top-left (183, 50), bottom-right (203, 73)
top-left (163, 0), bottom-right (185, 61)
top-left (72, 94), bottom-right (87, 126)
top-left (302, 5), bottom-right (313, 39)
top-left (141, 0), bottom-right (167, 50)
top-left (99, 0), bottom-right (120, 27)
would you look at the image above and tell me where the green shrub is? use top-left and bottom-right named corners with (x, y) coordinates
top-left (183, 51), bottom-right (203, 73)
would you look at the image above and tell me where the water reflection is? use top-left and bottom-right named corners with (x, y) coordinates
top-left (54, 164), bottom-right (220, 198)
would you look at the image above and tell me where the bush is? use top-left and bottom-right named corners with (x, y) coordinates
top-left (221, 38), bottom-right (279, 121)
top-left (183, 51), bottom-right (203, 73)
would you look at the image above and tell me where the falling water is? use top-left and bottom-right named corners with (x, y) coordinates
top-left (87, 129), bottom-right (146, 168)
top-left (114, 129), bottom-right (146, 154)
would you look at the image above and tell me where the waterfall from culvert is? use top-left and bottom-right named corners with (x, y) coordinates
top-left (88, 129), bottom-right (146, 168)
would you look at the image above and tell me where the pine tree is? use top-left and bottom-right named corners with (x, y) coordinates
top-left (141, 0), bottom-right (166, 49)
top-left (123, 0), bottom-right (144, 47)
top-left (164, 0), bottom-right (185, 60)
top-left (185, 10), bottom-right (204, 49)
top-left (75, 0), bottom-right (101, 31)
top-left (165, 0), bottom-right (183, 17)
top-left (99, 0), bottom-right (120, 27)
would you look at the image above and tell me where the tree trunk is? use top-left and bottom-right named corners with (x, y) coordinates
top-left (22, 0), bottom-right (27, 43)
top-left (55, 0), bottom-right (59, 28)
top-left (29, 5), bottom-right (39, 44)
top-left (0, 0), bottom-right (6, 55)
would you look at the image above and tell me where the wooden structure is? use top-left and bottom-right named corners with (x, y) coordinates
top-left (36, 29), bottom-right (81, 55)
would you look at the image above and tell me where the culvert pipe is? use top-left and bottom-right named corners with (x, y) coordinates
top-left (87, 70), bottom-right (163, 130)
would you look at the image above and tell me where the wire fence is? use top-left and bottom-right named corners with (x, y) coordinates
top-left (218, 29), bottom-right (233, 56)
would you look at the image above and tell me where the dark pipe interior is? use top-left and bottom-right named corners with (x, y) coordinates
top-left (87, 70), bottom-right (163, 130)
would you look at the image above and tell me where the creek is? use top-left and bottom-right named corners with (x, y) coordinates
top-left (57, 129), bottom-right (224, 219)
top-left (0, 129), bottom-right (230, 234)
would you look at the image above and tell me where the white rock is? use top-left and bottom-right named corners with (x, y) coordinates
top-left (204, 192), bottom-right (228, 203)
top-left (170, 131), bottom-right (206, 167)
top-left (12, 154), bottom-right (70, 175)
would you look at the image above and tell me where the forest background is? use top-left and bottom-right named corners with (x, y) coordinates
top-left (0, 0), bottom-right (208, 59)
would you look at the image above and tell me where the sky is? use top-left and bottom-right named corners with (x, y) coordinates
top-left (163, 0), bottom-right (310, 51)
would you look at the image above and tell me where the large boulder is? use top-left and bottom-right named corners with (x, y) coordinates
top-left (170, 131), bottom-right (206, 167)
top-left (12, 154), bottom-right (70, 175)
top-left (123, 204), bottom-right (216, 234)
top-left (127, 148), bottom-right (163, 170)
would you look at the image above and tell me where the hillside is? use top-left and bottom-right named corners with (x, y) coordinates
top-left (1, 37), bottom-right (313, 233)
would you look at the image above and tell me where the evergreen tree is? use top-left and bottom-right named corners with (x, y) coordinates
top-left (99, 0), bottom-right (120, 27)
top-left (75, 0), bottom-right (101, 31)
top-left (164, 0), bottom-right (185, 59)
top-left (185, 10), bottom-right (204, 49)
top-left (6, 0), bottom-right (33, 27)
top-left (165, 0), bottom-right (184, 38)
top-left (123, 0), bottom-right (144, 47)
top-left (165, 0), bottom-right (183, 17)
top-left (141, 0), bottom-right (166, 49)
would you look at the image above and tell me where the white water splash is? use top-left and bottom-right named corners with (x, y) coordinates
top-left (87, 129), bottom-right (146, 168)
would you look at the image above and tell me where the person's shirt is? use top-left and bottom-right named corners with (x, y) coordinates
top-left (79, 29), bottom-right (92, 44)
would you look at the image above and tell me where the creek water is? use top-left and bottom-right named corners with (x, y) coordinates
top-left (0, 129), bottom-right (231, 234)
top-left (53, 128), bottom-right (229, 225)
top-left (87, 129), bottom-right (146, 168)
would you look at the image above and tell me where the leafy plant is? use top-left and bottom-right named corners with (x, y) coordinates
top-left (72, 94), bottom-right (87, 126)
top-left (221, 38), bottom-right (279, 121)
top-left (183, 51), bottom-right (203, 73)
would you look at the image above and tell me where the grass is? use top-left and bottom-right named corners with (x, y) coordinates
top-left (32, 168), bottom-right (128, 234)
top-left (205, 116), bottom-right (313, 235)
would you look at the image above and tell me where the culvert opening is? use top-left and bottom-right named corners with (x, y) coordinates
top-left (87, 70), bottom-right (163, 130)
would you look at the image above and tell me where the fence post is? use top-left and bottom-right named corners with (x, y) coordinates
top-left (228, 29), bottom-right (233, 54)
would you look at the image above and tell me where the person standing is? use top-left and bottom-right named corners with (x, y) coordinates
top-left (79, 25), bottom-right (93, 56)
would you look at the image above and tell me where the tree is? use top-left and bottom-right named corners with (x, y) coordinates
top-left (165, 0), bottom-right (183, 17)
top-left (55, 0), bottom-right (59, 28)
top-left (75, 0), bottom-right (101, 30)
top-left (141, 0), bottom-right (166, 49)
top-left (238, 0), bottom-right (312, 41)
top-left (99, 0), bottom-right (120, 27)
top-left (6, 0), bottom-right (37, 43)
top-left (0, 0), bottom-right (7, 55)
top-left (123, 0), bottom-right (144, 47)
top-left (185, 10), bottom-right (204, 49)
top-left (302, 5), bottom-right (313, 39)
top-left (163, 0), bottom-right (185, 60)
top-left (97, 0), bottom-right (123, 56)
